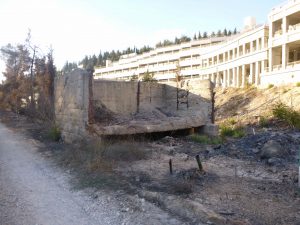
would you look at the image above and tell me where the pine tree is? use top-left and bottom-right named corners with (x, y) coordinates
top-left (198, 32), bottom-right (202, 39)
top-left (223, 28), bottom-right (228, 36)
top-left (193, 33), bottom-right (197, 40)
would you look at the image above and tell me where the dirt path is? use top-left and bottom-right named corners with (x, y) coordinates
top-left (0, 122), bottom-right (183, 225)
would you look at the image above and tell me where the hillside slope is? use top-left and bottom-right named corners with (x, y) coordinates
top-left (215, 85), bottom-right (300, 124)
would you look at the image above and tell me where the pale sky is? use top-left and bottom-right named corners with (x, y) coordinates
top-left (0, 0), bottom-right (283, 79)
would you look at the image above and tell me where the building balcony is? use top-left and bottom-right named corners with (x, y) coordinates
top-left (274, 29), bottom-right (283, 37)
top-left (272, 65), bottom-right (282, 71)
top-left (287, 60), bottom-right (300, 68)
top-left (288, 23), bottom-right (300, 32)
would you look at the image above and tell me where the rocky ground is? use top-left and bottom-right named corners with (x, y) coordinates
top-left (0, 110), bottom-right (299, 225)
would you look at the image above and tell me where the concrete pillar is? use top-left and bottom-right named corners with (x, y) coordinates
top-left (237, 66), bottom-right (241, 87)
top-left (270, 21), bottom-right (273, 38)
top-left (261, 60), bottom-right (265, 73)
top-left (243, 44), bottom-right (246, 55)
top-left (255, 61), bottom-right (259, 86)
top-left (269, 48), bottom-right (273, 72)
top-left (233, 67), bottom-right (237, 87)
top-left (223, 53), bottom-right (226, 62)
top-left (283, 16), bottom-right (287, 34)
top-left (250, 41), bottom-right (253, 53)
top-left (282, 44), bottom-right (288, 69)
top-left (263, 37), bottom-right (267, 49)
top-left (241, 65), bottom-right (246, 87)
top-left (250, 63), bottom-right (254, 84)
top-left (228, 69), bottom-right (231, 87)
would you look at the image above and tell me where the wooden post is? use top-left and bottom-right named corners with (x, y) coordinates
top-left (169, 159), bottom-right (173, 175)
top-left (195, 155), bottom-right (203, 171)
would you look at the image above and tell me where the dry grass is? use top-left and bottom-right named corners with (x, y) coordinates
top-left (167, 177), bottom-right (194, 194)
top-left (101, 142), bottom-right (147, 162)
top-left (52, 139), bottom-right (148, 190)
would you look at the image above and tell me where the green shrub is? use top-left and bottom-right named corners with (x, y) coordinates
top-left (228, 118), bottom-right (237, 125)
top-left (219, 122), bottom-right (245, 138)
top-left (190, 134), bottom-right (222, 145)
top-left (282, 88), bottom-right (290, 94)
top-left (272, 102), bottom-right (300, 129)
top-left (259, 116), bottom-right (270, 128)
top-left (48, 125), bottom-right (61, 142)
top-left (268, 84), bottom-right (274, 89)
top-left (296, 82), bottom-right (300, 87)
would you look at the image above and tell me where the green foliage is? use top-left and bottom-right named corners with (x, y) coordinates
top-left (129, 74), bottom-right (138, 81)
top-left (272, 102), bottom-right (300, 129)
top-left (190, 134), bottom-right (222, 145)
top-left (142, 71), bottom-right (156, 82)
top-left (219, 120), bottom-right (245, 138)
top-left (48, 125), bottom-right (61, 142)
top-left (268, 84), bottom-right (274, 89)
top-left (62, 61), bottom-right (77, 74)
top-left (296, 82), bottom-right (300, 87)
top-left (228, 118), bottom-right (237, 125)
top-left (259, 116), bottom-right (271, 128)
top-left (0, 33), bottom-right (56, 119)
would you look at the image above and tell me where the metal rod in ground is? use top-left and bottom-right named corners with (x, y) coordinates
top-left (169, 159), bottom-right (173, 175)
top-left (195, 155), bottom-right (203, 171)
top-left (298, 165), bottom-right (300, 188)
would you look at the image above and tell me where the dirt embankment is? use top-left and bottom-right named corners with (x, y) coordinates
top-left (215, 85), bottom-right (300, 124)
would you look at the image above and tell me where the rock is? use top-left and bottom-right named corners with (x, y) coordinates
top-left (251, 148), bottom-right (260, 154)
top-left (267, 157), bottom-right (282, 166)
top-left (260, 140), bottom-right (287, 159)
top-left (175, 153), bottom-right (189, 161)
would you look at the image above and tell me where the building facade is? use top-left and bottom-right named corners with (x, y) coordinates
top-left (94, 0), bottom-right (300, 87)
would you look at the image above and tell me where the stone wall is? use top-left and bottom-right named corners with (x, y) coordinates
top-left (54, 69), bottom-right (91, 142)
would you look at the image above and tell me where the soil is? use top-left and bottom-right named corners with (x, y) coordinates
top-left (214, 84), bottom-right (300, 124)
top-left (0, 110), bottom-right (299, 225)
top-left (0, 87), bottom-right (300, 225)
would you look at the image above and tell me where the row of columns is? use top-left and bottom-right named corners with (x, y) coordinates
top-left (204, 37), bottom-right (267, 67)
top-left (203, 60), bottom-right (266, 87)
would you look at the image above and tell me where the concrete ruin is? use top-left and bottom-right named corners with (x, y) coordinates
top-left (54, 69), bottom-right (216, 142)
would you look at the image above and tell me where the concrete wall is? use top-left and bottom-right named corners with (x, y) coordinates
top-left (260, 68), bottom-right (300, 87)
top-left (54, 69), bottom-right (91, 142)
top-left (54, 69), bottom-right (214, 141)
top-left (93, 79), bottom-right (213, 119)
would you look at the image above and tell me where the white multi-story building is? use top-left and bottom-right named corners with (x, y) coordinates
top-left (94, 0), bottom-right (300, 87)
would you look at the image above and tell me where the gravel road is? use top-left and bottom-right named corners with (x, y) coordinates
top-left (0, 122), bottom-right (183, 225)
